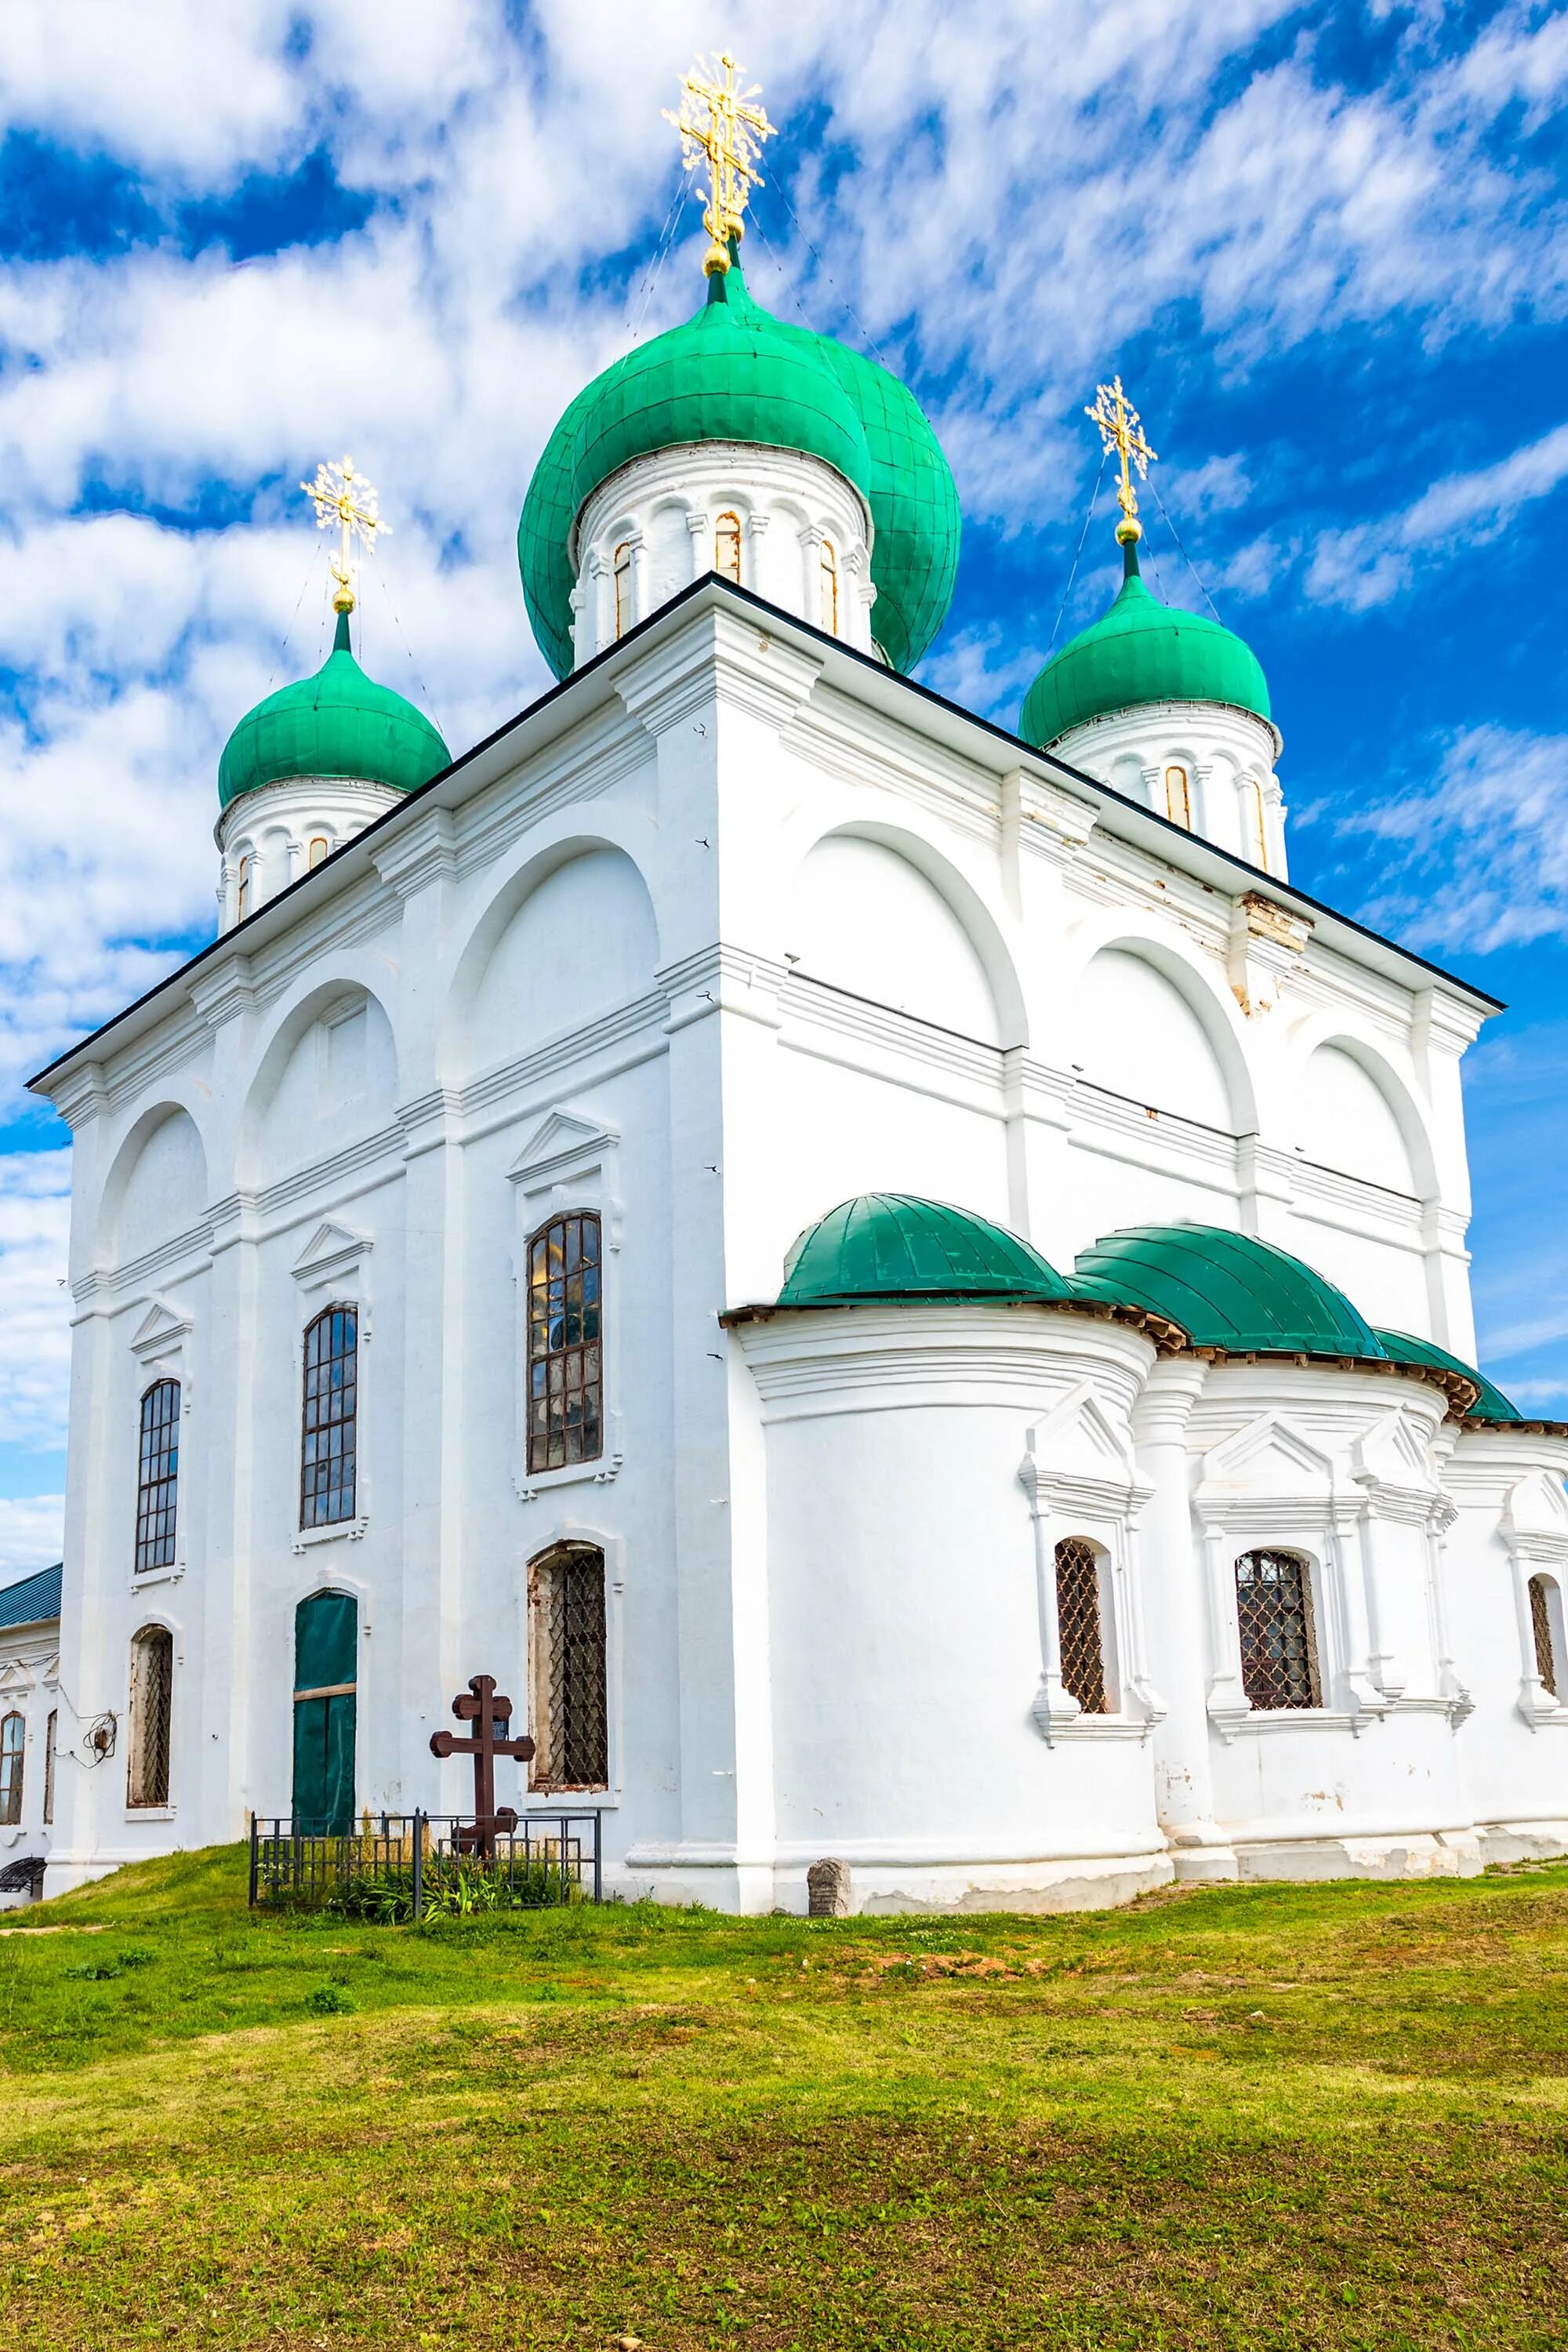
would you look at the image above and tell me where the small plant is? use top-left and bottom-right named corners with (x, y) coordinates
top-left (64, 1961), bottom-right (122, 1982)
top-left (115, 1947), bottom-right (156, 1969)
top-left (305, 1984), bottom-right (354, 2016)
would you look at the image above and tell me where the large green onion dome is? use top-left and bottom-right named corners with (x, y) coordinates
top-left (1020, 539), bottom-right (1271, 751)
top-left (1072, 1224), bottom-right (1383, 1359)
top-left (779, 1193), bottom-right (1075, 1306)
top-left (218, 611), bottom-right (450, 812)
top-left (518, 249), bottom-right (960, 681)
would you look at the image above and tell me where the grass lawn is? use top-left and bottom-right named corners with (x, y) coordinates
top-left (2, 1853), bottom-right (1567, 2348)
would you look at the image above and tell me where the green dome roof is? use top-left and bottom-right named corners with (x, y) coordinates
top-left (219, 611), bottom-right (450, 812)
top-left (1072, 1224), bottom-right (1384, 1359)
top-left (518, 252), bottom-right (960, 681)
top-left (1374, 1329), bottom-right (1523, 1424)
top-left (1020, 540), bottom-right (1271, 750)
top-left (780, 1194), bottom-right (1074, 1305)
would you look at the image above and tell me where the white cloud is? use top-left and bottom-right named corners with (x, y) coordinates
top-left (1306, 420), bottom-right (1568, 608)
top-left (0, 1153), bottom-right (70, 1455)
top-left (0, 1497), bottom-right (64, 1578)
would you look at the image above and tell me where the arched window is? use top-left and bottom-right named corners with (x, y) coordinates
top-left (301, 1305), bottom-right (358, 1529)
top-left (528, 1543), bottom-right (608, 1790)
top-left (1530, 1574), bottom-right (1559, 1697)
top-left (818, 537), bottom-right (839, 634)
top-left (1235, 1550), bottom-right (1321, 1710)
top-left (135, 1377), bottom-right (180, 1573)
top-left (526, 1212), bottom-right (602, 1475)
top-left (43, 1708), bottom-right (56, 1827)
top-left (1163, 764), bottom-right (1192, 827)
top-left (1244, 779), bottom-right (1269, 869)
top-left (236, 855), bottom-right (252, 920)
top-left (127, 1627), bottom-right (173, 1808)
top-left (0, 1712), bottom-right (22, 1826)
top-left (613, 540), bottom-right (633, 638)
top-left (1054, 1537), bottom-right (1111, 1713)
top-left (715, 511), bottom-right (742, 583)
top-left (308, 835), bottom-right (329, 870)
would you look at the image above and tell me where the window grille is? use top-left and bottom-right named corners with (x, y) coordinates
top-left (526, 1213), bottom-right (602, 1475)
top-left (135, 1377), bottom-right (180, 1573)
top-left (1164, 764), bottom-right (1192, 826)
top-left (613, 541), bottom-right (633, 637)
top-left (715, 511), bottom-right (742, 583)
top-left (301, 1305), bottom-right (358, 1529)
top-left (43, 1708), bottom-right (56, 1827)
top-left (1235, 1549), bottom-right (1322, 1709)
top-left (818, 538), bottom-right (838, 633)
top-left (127, 1628), bottom-right (172, 1808)
top-left (308, 835), bottom-right (329, 870)
top-left (1530, 1575), bottom-right (1558, 1696)
top-left (528, 1544), bottom-right (608, 1790)
top-left (1054, 1537), bottom-right (1109, 1713)
top-left (0, 1711), bottom-right (22, 1827)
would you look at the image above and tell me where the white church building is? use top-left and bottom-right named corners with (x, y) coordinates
top-left (27, 75), bottom-right (1568, 1911)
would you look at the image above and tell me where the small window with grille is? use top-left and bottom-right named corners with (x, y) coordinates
top-left (0, 1711), bottom-right (22, 1827)
top-left (1054, 1537), bottom-right (1112, 1713)
top-left (236, 854), bottom-right (252, 920)
top-left (613, 540), bottom-right (633, 637)
top-left (1530, 1574), bottom-right (1559, 1697)
top-left (135, 1377), bottom-right (180, 1573)
top-left (528, 1544), bottom-right (608, 1791)
top-left (526, 1212), bottom-right (602, 1475)
top-left (715, 511), bottom-right (742, 583)
top-left (127, 1626), bottom-right (173, 1808)
top-left (1235, 1549), bottom-right (1322, 1710)
top-left (43, 1708), bottom-right (56, 1826)
top-left (301, 1305), bottom-right (358, 1529)
top-left (818, 537), bottom-right (839, 634)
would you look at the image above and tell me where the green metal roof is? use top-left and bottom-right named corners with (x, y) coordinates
top-left (1072, 1224), bottom-right (1384, 1359)
top-left (218, 611), bottom-right (451, 812)
top-left (1020, 539), bottom-right (1270, 750)
top-left (518, 251), bottom-right (959, 681)
top-left (1374, 1329), bottom-right (1523, 1424)
top-left (780, 1194), bottom-right (1074, 1305)
top-left (0, 1563), bottom-right (60, 1629)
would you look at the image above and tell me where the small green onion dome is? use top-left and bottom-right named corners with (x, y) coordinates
top-left (779, 1193), bottom-right (1075, 1305)
top-left (1374, 1329), bottom-right (1523, 1424)
top-left (518, 249), bottom-right (960, 681)
top-left (1019, 539), bottom-right (1271, 750)
top-left (218, 611), bottom-right (450, 812)
top-left (1072, 1224), bottom-right (1383, 1359)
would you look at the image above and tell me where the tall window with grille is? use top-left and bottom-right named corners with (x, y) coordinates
top-left (528, 1543), bottom-right (608, 1790)
top-left (612, 540), bottom-right (633, 638)
top-left (1235, 1549), bottom-right (1322, 1709)
top-left (1054, 1537), bottom-right (1111, 1713)
top-left (127, 1626), bottom-right (172, 1808)
top-left (715, 510), bottom-right (742, 582)
top-left (301, 1305), bottom-right (358, 1528)
top-left (135, 1377), bottom-right (180, 1573)
top-left (1530, 1574), bottom-right (1559, 1696)
top-left (818, 537), bottom-right (839, 633)
top-left (42, 1708), bottom-right (56, 1827)
top-left (1164, 764), bottom-right (1192, 826)
top-left (526, 1212), bottom-right (602, 1475)
top-left (0, 1711), bottom-right (22, 1827)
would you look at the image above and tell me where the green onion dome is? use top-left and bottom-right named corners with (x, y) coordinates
top-left (518, 250), bottom-right (960, 681)
top-left (218, 611), bottom-right (450, 812)
top-left (1020, 539), bottom-right (1271, 750)
top-left (779, 1193), bottom-right (1075, 1305)
top-left (1374, 1330), bottom-right (1523, 1424)
top-left (1072, 1224), bottom-right (1382, 1359)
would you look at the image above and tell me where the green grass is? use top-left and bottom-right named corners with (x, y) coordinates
top-left (3, 1849), bottom-right (1568, 2347)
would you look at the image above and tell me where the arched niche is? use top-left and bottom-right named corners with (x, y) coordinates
top-left (1298, 1042), bottom-right (1416, 1194)
top-left (248, 985), bottom-right (398, 1185)
top-left (1071, 946), bottom-right (1235, 1131)
top-left (784, 830), bottom-right (1006, 1047)
top-left (460, 846), bottom-right (660, 1080)
top-left (109, 1105), bottom-right (208, 1261)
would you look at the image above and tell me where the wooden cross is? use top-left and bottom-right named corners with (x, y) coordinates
top-left (430, 1675), bottom-right (535, 1858)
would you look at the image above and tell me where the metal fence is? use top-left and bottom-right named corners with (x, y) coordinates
top-left (249, 1809), bottom-right (604, 1918)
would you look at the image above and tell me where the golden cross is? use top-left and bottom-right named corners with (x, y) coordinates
top-left (1084, 378), bottom-right (1156, 545)
top-left (664, 51), bottom-right (776, 278)
top-left (300, 455), bottom-right (390, 615)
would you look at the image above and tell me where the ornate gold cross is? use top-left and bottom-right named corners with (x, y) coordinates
top-left (664, 51), bottom-right (776, 277)
top-left (1084, 378), bottom-right (1157, 545)
top-left (300, 455), bottom-right (390, 614)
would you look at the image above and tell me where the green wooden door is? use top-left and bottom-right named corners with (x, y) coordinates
top-left (292, 1590), bottom-right (358, 1835)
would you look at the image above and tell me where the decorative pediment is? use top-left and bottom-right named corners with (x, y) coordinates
top-left (1353, 1409), bottom-right (1436, 1490)
top-left (290, 1218), bottom-right (371, 1289)
top-left (1505, 1470), bottom-right (1568, 1546)
top-left (130, 1297), bottom-right (193, 1363)
top-left (1025, 1381), bottom-right (1135, 1483)
top-left (0, 1659), bottom-right (32, 1693)
top-left (1199, 1411), bottom-right (1334, 1498)
top-left (507, 1104), bottom-right (619, 1199)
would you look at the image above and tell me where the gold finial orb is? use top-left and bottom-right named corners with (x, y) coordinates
top-left (665, 51), bottom-right (777, 278)
top-left (300, 455), bottom-right (390, 617)
top-left (1085, 376), bottom-right (1157, 543)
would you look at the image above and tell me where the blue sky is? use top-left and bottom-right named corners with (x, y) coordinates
top-left (0, 0), bottom-right (1563, 1564)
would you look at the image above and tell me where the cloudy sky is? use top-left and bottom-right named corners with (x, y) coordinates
top-left (0, 0), bottom-right (1563, 1569)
